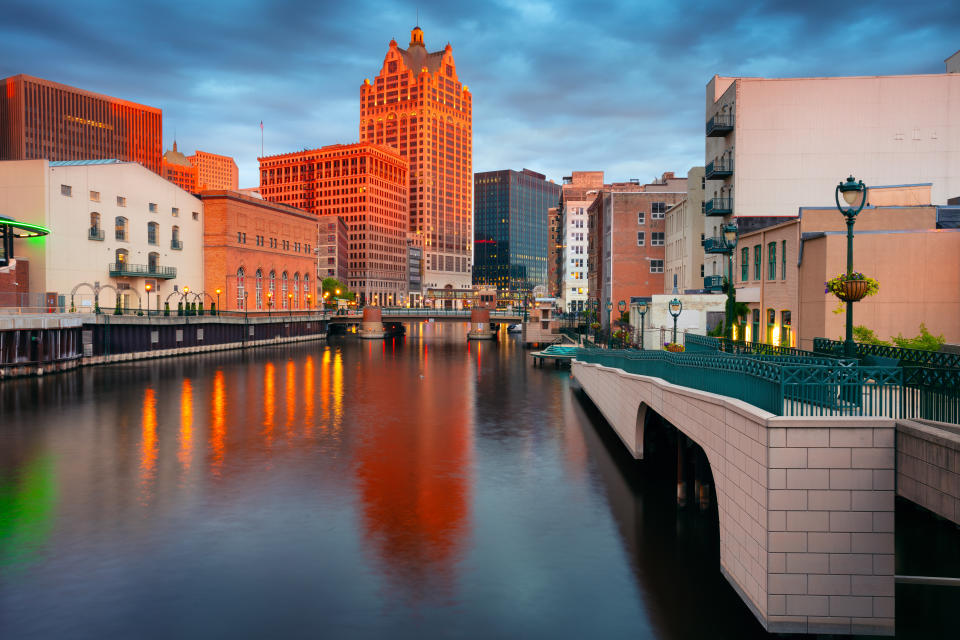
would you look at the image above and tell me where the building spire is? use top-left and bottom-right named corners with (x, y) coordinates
top-left (410, 24), bottom-right (424, 47)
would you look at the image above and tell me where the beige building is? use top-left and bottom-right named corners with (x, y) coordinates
top-left (664, 167), bottom-right (706, 293)
top-left (0, 159), bottom-right (204, 311)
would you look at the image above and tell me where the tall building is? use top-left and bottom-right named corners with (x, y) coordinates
top-left (546, 207), bottom-right (562, 298)
top-left (162, 141), bottom-right (198, 192)
top-left (360, 26), bottom-right (472, 292)
top-left (557, 171), bottom-right (605, 311)
top-left (189, 150), bottom-right (239, 191)
top-left (0, 74), bottom-right (162, 174)
top-left (473, 169), bottom-right (559, 293)
top-left (317, 214), bottom-right (349, 284)
top-left (259, 143), bottom-right (409, 306)
top-left (664, 167), bottom-right (706, 293)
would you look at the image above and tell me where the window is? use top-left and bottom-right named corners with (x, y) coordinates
top-left (256, 269), bottom-right (263, 309)
top-left (115, 216), bottom-right (128, 241)
top-left (751, 309), bottom-right (760, 343)
top-left (60, 184), bottom-right (72, 197)
top-left (172, 207), bottom-right (179, 216)
top-left (293, 273), bottom-right (300, 308)
top-left (650, 259), bottom-right (664, 273)
top-left (782, 240), bottom-right (787, 280)
top-left (237, 267), bottom-right (245, 309)
top-left (782, 310), bottom-right (793, 347)
top-left (753, 245), bottom-right (761, 280)
top-left (741, 247), bottom-right (749, 282)
top-left (637, 232), bottom-right (645, 246)
top-left (192, 211), bottom-right (199, 220)
top-left (651, 202), bottom-right (666, 219)
top-left (651, 232), bottom-right (664, 246)
top-left (768, 242), bottom-right (776, 280)
top-left (637, 212), bottom-right (645, 225)
top-left (237, 232), bottom-right (246, 244)
top-left (147, 221), bottom-right (158, 245)
top-left (269, 270), bottom-right (276, 306)
top-left (171, 225), bottom-right (181, 249)
top-left (700, 264), bottom-right (704, 278)
top-left (89, 212), bottom-right (102, 240)
top-left (304, 274), bottom-right (310, 305)
top-left (117, 196), bottom-right (126, 207)
top-left (766, 308), bottom-right (776, 345)
top-left (281, 272), bottom-right (288, 309)
top-left (89, 190), bottom-right (100, 202)
top-left (147, 251), bottom-right (159, 273)
top-left (115, 248), bottom-right (129, 266)
top-left (149, 202), bottom-right (158, 213)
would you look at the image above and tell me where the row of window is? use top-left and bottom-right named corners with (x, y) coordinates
top-left (742, 309), bottom-right (795, 347)
top-left (635, 205), bottom-right (667, 225)
top-left (236, 233), bottom-right (313, 254)
top-left (636, 232), bottom-right (665, 246)
top-left (62, 184), bottom-right (198, 219)
top-left (90, 214), bottom-right (182, 248)
top-left (235, 267), bottom-right (312, 309)
top-left (740, 241), bottom-right (788, 282)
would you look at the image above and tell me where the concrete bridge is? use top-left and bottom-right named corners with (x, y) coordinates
top-left (326, 307), bottom-right (524, 324)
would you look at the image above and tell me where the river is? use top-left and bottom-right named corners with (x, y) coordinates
top-left (0, 324), bottom-right (956, 638)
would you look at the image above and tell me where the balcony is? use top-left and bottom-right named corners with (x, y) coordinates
top-left (88, 227), bottom-right (104, 241)
top-left (705, 157), bottom-right (734, 180)
top-left (109, 262), bottom-right (177, 279)
top-left (704, 275), bottom-right (724, 292)
top-left (171, 239), bottom-right (183, 250)
top-left (704, 197), bottom-right (733, 216)
top-left (705, 113), bottom-right (734, 137)
top-left (703, 237), bottom-right (732, 254)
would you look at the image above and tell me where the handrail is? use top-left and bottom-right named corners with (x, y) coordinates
top-left (813, 337), bottom-right (960, 369)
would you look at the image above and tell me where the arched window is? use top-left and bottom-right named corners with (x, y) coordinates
top-left (237, 267), bottom-right (245, 309)
top-left (256, 268), bottom-right (263, 309)
top-left (171, 225), bottom-right (181, 250)
top-left (89, 212), bottom-right (102, 240)
top-left (115, 248), bottom-right (129, 266)
top-left (147, 252), bottom-right (159, 273)
top-left (281, 271), bottom-right (288, 309)
top-left (115, 216), bottom-right (127, 241)
top-left (303, 273), bottom-right (310, 307)
top-left (147, 221), bottom-right (158, 245)
top-left (293, 273), bottom-right (300, 308)
top-left (269, 270), bottom-right (276, 307)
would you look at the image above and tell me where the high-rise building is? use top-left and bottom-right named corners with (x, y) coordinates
top-left (189, 150), bottom-right (239, 191)
top-left (473, 169), bottom-right (559, 293)
top-left (259, 143), bottom-right (409, 306)
top-left (546, 206), bottom-right (562, 298)
top-left (557, 171), bottom-right (605, 311)
top-left (162, 141), bottom-right (198, 192)
top-left (0, 74), bottom-right (162, 174)
top-left (361, 26), bottom-right (472, 292)
top-left (317, 214), bottom-right (349, 284)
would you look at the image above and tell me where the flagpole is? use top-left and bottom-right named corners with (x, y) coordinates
top-left (260, 121), bottom-right (264, 158)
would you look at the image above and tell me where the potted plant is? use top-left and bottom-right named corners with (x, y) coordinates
top-left (825, 272), bottom-right (879, 303)
top-left (664, 342), bottom-right (685, 353)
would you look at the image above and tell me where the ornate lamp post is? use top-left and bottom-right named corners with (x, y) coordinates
top-left (668, 297), bottom-right (683, 345)
top-left (288, 292), bottom-right (294, 317)
top-left (722, 223), bottom-right (738, 340)
top-left (145, 282), bottom-right (152, 317)
top-left (636, 300), bottom-right (649, 350)
top-left (835, 175), bottom-right (867, 357)
top-left (267, 291), bottom-right (273, 317)
top-left (215, 287), bottom-right (221, 316)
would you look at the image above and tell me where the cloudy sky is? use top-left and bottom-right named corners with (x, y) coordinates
top-left (2, 0), bottom-right (957, 187)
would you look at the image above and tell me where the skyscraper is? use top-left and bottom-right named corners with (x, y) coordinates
top-left (473, 169), bottom-right (559, 293)
top-left (189, 150), bottom-right (239, 191)
top-left (360, 26), bottom-right (472, 293)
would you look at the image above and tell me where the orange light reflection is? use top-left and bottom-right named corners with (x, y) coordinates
top-left (178, 379), bottom-right (194, 473)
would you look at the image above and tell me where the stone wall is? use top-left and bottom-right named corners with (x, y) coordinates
top-left (896, 419), bottom-right (960, 526)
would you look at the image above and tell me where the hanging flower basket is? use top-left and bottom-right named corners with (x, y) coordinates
top-left (825, 272), bottom-right (878, 303)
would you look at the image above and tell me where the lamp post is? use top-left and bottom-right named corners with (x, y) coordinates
top-left (145, 282), bottom-right (152, 317)
top-left (668, 297), bottom-right (683, 345)
top-left (267, 291), bottom-right (273, 317)
top-left (288, 292), bottom-right (293, 317)
top-left (616, 300), bottom-right (626, 348)
top-left (722, 223), bottom-right (738, 340)
top-left (215, 287), bottom-right (221, 316)
top-left (183, 286), bottom-right (190, 316)
top-left (637, 300), bottom-right (649, 350)
top-left (835, 175), bottom-right (867, 357)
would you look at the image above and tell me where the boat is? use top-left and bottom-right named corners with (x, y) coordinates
top-left (507, 324), bottom-right (522, 334)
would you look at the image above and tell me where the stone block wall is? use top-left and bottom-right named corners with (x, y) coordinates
top-left (896, 419), bottom-right (960, 526)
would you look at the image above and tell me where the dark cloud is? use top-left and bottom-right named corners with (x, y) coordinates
top-left (1, 0), bottom-right (955, 185)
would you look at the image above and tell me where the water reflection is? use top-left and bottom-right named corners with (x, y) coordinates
top-left (179, 379), bottom-right (194, 474)
top-left (210, 370), bottom-right (226, 474)
top-left (140, 387), bottom-right (157, 499)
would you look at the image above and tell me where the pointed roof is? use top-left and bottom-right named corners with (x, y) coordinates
top-left (162, 140), bottom-right (192, 167)
top-left (397, 26), bottom-right (447, 75)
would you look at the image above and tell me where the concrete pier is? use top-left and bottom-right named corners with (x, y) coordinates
top-left (467, 308), bottom-right (495, 340)
top-left (358, 306), bottom-right (386, 339)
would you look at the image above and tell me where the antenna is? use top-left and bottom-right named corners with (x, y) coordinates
top-left (416, 7), bottom-right (419, 25)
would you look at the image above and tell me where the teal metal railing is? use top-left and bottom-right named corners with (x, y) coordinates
top-left (813, 338), bottom-right (960, 369)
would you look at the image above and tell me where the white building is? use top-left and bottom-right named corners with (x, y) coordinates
top-left (560, 198), bottom-right (592, 312)
top-left (664, 167), bottom-right (707, 293)
top-left (0, 159), bottom-right (204, 311)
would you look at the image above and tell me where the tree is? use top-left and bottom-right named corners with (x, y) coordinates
top-left (892, 323), bottom-right (945, 352)
top-left (322, 277), bottom-right (356, 303)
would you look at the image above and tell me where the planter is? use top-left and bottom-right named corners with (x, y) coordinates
top-left (837, 278), bottom-right (869, 302)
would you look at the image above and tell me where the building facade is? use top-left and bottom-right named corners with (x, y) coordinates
top-left (557, 171), bottom-right (605, 311)
top-left (317, 214), bottom-right (350, 284)
top-left (473, 168), bottom-right (559, 294)
top-left (201, 190), bottom-right (317, 312)
top-left (547, 206), bottom-right (562, 298)
top-left (189, 150), bottom-right (239, 191)
top-left (0, 74), bottom-right (162, 174)
top-left (259, 143), bottom-right (409, 306)
top-left (162, 141), bottom-right (198, 192)
top-left (360, 26), bottom-right (472, 292)
top-left (0, 159), bottom-right (202, 311)
top-left (406, 232), bottom-right (424, 306)
top-left (664, 167), bottom-right (706, 293)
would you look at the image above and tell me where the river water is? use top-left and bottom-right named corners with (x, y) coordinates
top-left (0, 324), bottom-right (956, 638)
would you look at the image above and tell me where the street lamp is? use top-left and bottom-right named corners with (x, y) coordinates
top-left (267, 291), bottom-right (273, 317)
top-left (183, 286), bottom-right (191, 316)
top-left (288, 292), bottom-right (293, 316)
top-left (215, 287), bottom-right (221, 316)
top-left (835, 175), bottom-right (867, 357)
top-left (637, 299), bottom-right (649, 350)
top-left (722, 223), bottom-right (738, 340)
top-left (668, 297), bottom-right (683, 345)
top-left (145, 282), bottom-right (152, 317)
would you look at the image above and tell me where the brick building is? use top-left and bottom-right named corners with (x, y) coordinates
top-left (0, 74), bottom-right (162, 174)
top-left (317, 214), bottom-right (349, 283)
top-left (189, 150), bottom-right (239, 191)
top-left (201, 190), bottom-right (317, 312)
top-left (259, 143), bottom-right (409, 306)
top-left (162, 141), bottom-right (198, 192)
top-left (557, 171), bottom-right (605, 311)
top-left (361, 26), bottom-right (472, 292)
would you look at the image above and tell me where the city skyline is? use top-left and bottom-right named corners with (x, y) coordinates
top-left (1, 0), bottom-right (956, 189)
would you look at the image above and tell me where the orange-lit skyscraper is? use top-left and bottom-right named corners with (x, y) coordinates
top-left (162, 141), bottom-right (198, 192)
top-left (0, 74), bottom-right (162, 173)
top-left (260, 143), bottom-right (409, 306)
top-left (189, 150), bottom-right (239, 191)
top-left (361, 26), bottom-right (472, 292)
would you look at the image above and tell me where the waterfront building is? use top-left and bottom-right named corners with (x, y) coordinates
top-left (259, 143), bottom-right (409, 306)
top-left (733, 184), bottom-right (960, 347)
top-left (0, 74), bottom-right (162, 174)
top-left (201, 190), bottom-right (317, 311)
top-left (189, 150), bottom-right (239, 191)
top-left (472, 168), bottom-right (560, 294)
top-left (557, 171), bottom-right (605, 312)
top-left (162, 141), bottom-right (198, 192)
top-left (360, 26), bottom-right (473, 292)
top-left (317, 214), bottom-right (350, 284)
top-left (0, 159), bottom-right (202, 310)
top-left (546, 206), bottom-right (562, 298)
top-left (587, 173), bottom-right (686, 329)
top-left (406, 232), bottom-right (424, 306)
top-left (664, 167), bottom-right (706, 293)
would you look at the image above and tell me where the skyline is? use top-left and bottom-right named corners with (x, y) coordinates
top-left (1, 0), bottom-right (958, 189)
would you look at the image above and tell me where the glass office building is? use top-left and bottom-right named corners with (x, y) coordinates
top-left (473, 169), bottom-right (559, 293)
